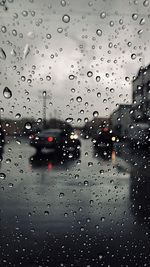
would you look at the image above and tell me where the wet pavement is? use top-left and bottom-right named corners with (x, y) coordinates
top-left (0, 137), bottom-right (150, 267)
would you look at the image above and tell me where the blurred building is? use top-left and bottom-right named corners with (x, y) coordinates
top-left (132, 65), bottom-right (150, 122)
top-left (110, 104), bottom-right (132, 140)
top-left (110, 64), bottom-right (150, 145)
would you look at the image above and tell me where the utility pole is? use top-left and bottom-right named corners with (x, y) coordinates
top-left (39, 90), bottom-right (51, 129)
top-left (43, 91), bottom-right (47, 129)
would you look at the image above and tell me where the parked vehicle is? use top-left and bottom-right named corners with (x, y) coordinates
top-left (30, 128), bottom-right (81, 154)
top-left (93, 126), bottom-right (118, 150)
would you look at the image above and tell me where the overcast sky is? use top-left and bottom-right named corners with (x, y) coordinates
top-left (0, 0), bottom-right (150, 125)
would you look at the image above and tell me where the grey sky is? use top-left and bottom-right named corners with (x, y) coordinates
top-left (0, 0), bottom-right (150, 125)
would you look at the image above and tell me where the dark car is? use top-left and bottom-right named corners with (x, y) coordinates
top-left (29, 128), bottom-right (81, 154)
top-left (93, 126), bottom-right (118, 150)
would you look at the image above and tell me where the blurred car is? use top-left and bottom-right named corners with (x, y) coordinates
top-left (29, 128), bottom-right (81, 154)
top-left (93, 126), bottom-right (118, 150)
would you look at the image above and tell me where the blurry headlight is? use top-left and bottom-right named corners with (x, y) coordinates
top-left (70, 134), bottom-right (78, 139)
top-left (112, 136), bottom-right (116, 142)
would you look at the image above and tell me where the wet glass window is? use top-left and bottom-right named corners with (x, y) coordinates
top-left (0, 0), bottom-right (149, 267)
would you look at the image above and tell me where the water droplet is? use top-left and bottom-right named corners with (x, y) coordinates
top-left (59, 192), bottom-right (64, 198)
top-left (6, 158), bottom-right (11, 164)
top-left (1, 26), bottom-right (7, 33)
top-left (84, 180), bottom-right (89, 186)
top-left (100, 12), bottom-right (106, 19)
top-left (127, 41), bottom-right (132, 47)
top-left (96, 76), bottom-right (101, 82)
top-left (87, 71), bottom-right (93, 77)
top-left (27, 79), bottom-right (32, 84)
top-left (88, 162), bottom-right (93, 167)
top-left (93, 111), bottom-right (99, 117)
top-left (57, 27), bottom-right (63, 33)
top-left (37, 118), bottom-right (42, 123)
top-left (0, 47), bottom-right (6, 60)
top-left (71, 88), bottom-right (75, 93)
top-left (76, 96), bottom-right (82, 102)
top-left (140, 18), bottom-right (145, 25)
top-left (143, 0), bottom-right (149, 6)
top-left (46, 33), bottom-right (51, 39)
top-left (99, 255), bottom-right (103, 260)
top-left (0, 173), bottom-right (6, 180)
top-left (132, 13), bottom-right (138, 20)
top-left (110, 88), bottom-right (114, 93)
top-left (66, 117), bottom-right (73, 123)
top-left (24, 122), bottom-right (32, 130)
top-left (97, 92), bottom-right (101, 98)
top-left (8, 183), bottom-right (13, 188)
top-left (3, 87), bottom-right (12, 99)
top-left (10, 49), bottom-right (16, 57)
top-left (61, 0), bottom-right (66, 7)
top-left (23, 44), bottom-right (30, 59)
top-left (15, 113), bottom-right (21, 119)
top-left (69, 74), bottom-right (75, 80)
top-left (96, 29), bottom-right (102, 36)
top-left (44, 210), bottom-right (49, 216)
top-left (22, 10), bottom-right (28, 16)
top-left (109, 20), bottom-right (114, 27)
top-left (101, 217), bottom-right (105, 222)
top-left (131, 53), bottom-right (136, 59)
top-left (138, 29), bottom-right (143, 35)
top-left (119, 19), bottom-right (123, 25)
top-left (46, 75), bottom-right (51, 81)
top-left (21, 76), bottom-right (26, 82)
top-left (12, 29), bottom-right (17, 36)
top-left (62, 14), bottom-right (70, 23)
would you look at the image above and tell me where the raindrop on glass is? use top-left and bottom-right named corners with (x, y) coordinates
top-left (24, 122), bottom-right (32, 130)
top-left (131, 53), bottom-right (136, 59)
top-left (62, 14), bottom-right (70, 23)
top-left (3, 87), bottom-right (12, 99)
top-left (87, 71), bottom-right (93, 77)
top-left (59, 192), bottom-right (64, 198)
top-left (46, 33), bottom-right (51, 39)
top-left (0, 173), bottom-right (6, 180)
top-left (15, 113), bottom-right (21, 119)
top-left (61, 0), bottom-right (66, 7)
top-left (93, 111), bottom-right (99, 117)
top-left (96, 76), bottom-right (101, 82)
top-left (12, 29), bottom-right (17, 36)
top-left (100, 12), bottom-right (106, 18)
top-left (57, 27), bottom-right (63, 33)
top-left (44, 211), bottom-right (49, 216)
top-left (0, 47), bottom-right (6, 60)
top-left (96, 29), bottom-right (102, 36)
top-left (143, 0), bottom-right (149, 6)
top-left (1, 26), bottom-right (7, 33)
top-left (132, 13), bottom-right (138, 20)
top-left (76, 96), bottom-right (82, 102)
top-left (97, 92), bottom-right (101, 98)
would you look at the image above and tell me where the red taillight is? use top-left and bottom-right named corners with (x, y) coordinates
top-left (103, 127), bottom-right (109, 132)
top-left (48, 162), bottom-right (53, 170)
top-left (47, 136), bottom-right (54, 142)
top-left (30, 134), bottom-right (35, 139)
